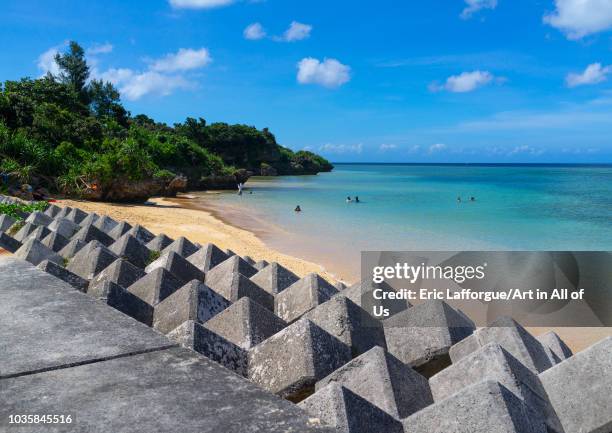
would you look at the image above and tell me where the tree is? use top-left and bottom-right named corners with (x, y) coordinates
top-left (89, 79), bottom-right (128, 126)
top-left (55, 41), bottom-right (90, 99)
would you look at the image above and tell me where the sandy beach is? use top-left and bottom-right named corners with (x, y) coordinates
top-left (58, 195), bottom-right (341, 285)
top-left (55, 195), bottom-right (610, 354)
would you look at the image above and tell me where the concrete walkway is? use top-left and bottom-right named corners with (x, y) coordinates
top-left (0, 257), bottom-right (331, 432)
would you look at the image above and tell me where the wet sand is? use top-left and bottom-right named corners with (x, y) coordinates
top-left (54, 195), bottom-right (611, 354)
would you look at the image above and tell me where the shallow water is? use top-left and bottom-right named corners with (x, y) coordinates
top-left (194, 164), bottom-right (612, 280)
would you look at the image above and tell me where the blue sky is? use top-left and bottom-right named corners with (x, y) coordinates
top-left (2, 0), bottom-right (612, 163)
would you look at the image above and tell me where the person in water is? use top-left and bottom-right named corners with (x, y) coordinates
top-left (346, 196), bottom-right (352, 203)
top-left (355, 196), bottom-right (360, 203)
top-left (457, 196), bottom-right (462, 203)
top-left (470, 196), bottom-right (476, 202)
top-left (295, 205), bottom-right (302, 212)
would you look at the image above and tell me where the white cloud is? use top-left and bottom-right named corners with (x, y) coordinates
top-left (428, 143), bottom-right (448, 154)
top-left (87, 43), bottom-right (113, 55)
top-left (379, 143), bottom-right (398, 152)
top-left (37, 46), bottom-right (62, 76)
top-left (169, 0), bottom-right (234, 9)
top-left (101, 69), bottom-right (191, 100)
top-left (430, 70), bottom-right (494, 93)
top-left (460, 0), bottom-right (497, 19)
top-left (544, 0), bottom-right (612, 39)
top-left (244, 22), bottom-right (266, 40)
top-left (566, 63), bottom-right (611, 87)
top-left (319, 143), bottom-right (363, 154)
top-left (97, 47), bottom-right (211, 100)
top-left (151, 48), bottom-right (211, 72)
top-left (297, 57), bottom-right (351, 88)
top-left (279, 21), bottom-right (312, 42)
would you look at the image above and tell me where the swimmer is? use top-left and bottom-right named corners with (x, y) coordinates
top-left (295, 205), bottom-right (302, 212)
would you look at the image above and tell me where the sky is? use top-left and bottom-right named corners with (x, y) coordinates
top-left (2, 0), bottom-right (612, 163)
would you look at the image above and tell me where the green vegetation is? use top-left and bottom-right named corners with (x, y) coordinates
top-left (146, 250), bottom-right (161, 266)
top-left (0, 201), bottom-right (48, 220)
top-left (0, 41), bottom-right (332, 201)
top-left (7, 220), bottom-right (25, 236)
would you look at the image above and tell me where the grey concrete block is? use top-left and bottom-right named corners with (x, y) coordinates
top-left (67, 243), bottom-right (118, 280)
top-left (299, 383), bottom-right (404, 433)
top-left (125, 224), bottom-right (155, 244)
top-left (162, 236), bottom-right (199, 258)
top-left (254, 259), bottom-right (269, 270)
top-left (109, 233), bottom-right (151, 268)
top-left (79, 212), bottom-right (100, 227)
top-left (241, 255), bottom-right (254, 265)
top-left (430, 343), bottom-right (560, 432)
top-left (250, 262), bottom-right (300, 295)
top-left (187, 242), bottom-right (229, 272)
top-left (47, 217), bottom-right (80, 239)
top-left (43, 203), bottom-right (61, 217)
top-left (540, 337), bottom-right (612, 433)
top-left (0, 214), bottom-right (17, 232)
top-left (93, 215), bottom-right (119, 234)
top-left (537, 331), bottom-right (573, 361)
top-left (89, 258), bottom-right (146, 292)
top-left (127, 267), bottom-right (183, 305)
top-left (25, 210), bottom-right (54, 227)
top-left (207, 254), bottom-right (258, 279)
top-left (14, 238), bottom-right (63, 266)
top-left (108, 221), bottom-right (133, 240)
top-left (145, 251), bottom-right (204, 284)
top-left (41, 231), bottom-right (69, 252)
top-left (55, 206), bottom-right (73, 219)
top-left (23, 225), bottom-right (52, 242)
top-left (203, 297), bottom-right (286, 349)
top-left (303, 295), bottom-right (387, 357)
top-left (449, 333), bottom-right (482, 363)
top-left (37, 259), bottom-right (89, 292)
top-left (153, 280), bottom-right (231, 334)
top-left (401, 381), bottom-right (547, 433)
top-left (58, 238), bottom-right (86, 259)
top-left (275, 273), bottom-right (339, 323)
top-left (316, 346), bottom-right (432, 419)
top-left (66, 207), bottom-right (88, 224)
top-left (383, 300), bottom-right (474, 377)
top-left (0, 257), bottom-right (172, 378)
top-left (450, 316), bottom-right (553, 374)
top-left (0, 232), bottom-right (22, 253)
top-left (206, 271), bottom-right (274, 311)
top-left (334, 281), bottom-right (347, 291)
top-left (72, 223), bottom-right (114, 247)
top-left (94, 281), bottom-right (154, 326)
top-left (248, 318), bottom-right (351, 402)
top-left (13, 222), bottom-right (44, 242)
top-left (169, 320), bottom-right (248, 377)
top-left (0, 346), bottom-right (332, 433)
top-left (340, 279), bottom-right (411, 318)
top-left (146, 233), bottom-right (174, 252)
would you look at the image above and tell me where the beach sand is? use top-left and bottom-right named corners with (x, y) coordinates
top-left (58, 196), bottom-right (339, 284)
top-left (55, 195), bottom-right (611, 354)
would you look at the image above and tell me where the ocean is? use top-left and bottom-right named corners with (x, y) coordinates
top-left (194, 164), bottom-right (612, 280)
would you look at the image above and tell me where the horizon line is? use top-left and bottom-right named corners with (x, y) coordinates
top-left (330, 162), bottom-right (612, 166)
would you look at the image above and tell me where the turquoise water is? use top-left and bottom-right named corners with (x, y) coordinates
top-left (199, 164), bottom-right (612, 279)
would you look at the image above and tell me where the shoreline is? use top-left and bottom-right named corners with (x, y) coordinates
top-left (56, 194), bottom-right (611, 353)
top-left (58, 195), bottom-right (342, 285)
